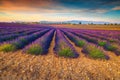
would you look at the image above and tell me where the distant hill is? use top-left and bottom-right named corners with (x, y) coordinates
top-left (40, 20), bottom-right (110, 24)
top-left (64, 20), bottom-right (110, 24)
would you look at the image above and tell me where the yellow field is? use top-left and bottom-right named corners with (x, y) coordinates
top-left (50, 24), bottom-right (120, 30)
top-left (0, 28), bottom-right (120, 80)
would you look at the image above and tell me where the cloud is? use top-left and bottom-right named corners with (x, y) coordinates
top-left (112, 6), bottom-right (120, 10)
top-left (0, 0), bottom-right (57, 12)
top-left (91, 9), bottom-right (109, 13)
top-left (0, 0), bottom-right (119, 22)
top-left (0, 0), bottom-right (55, 7)
top-left (0, 0), bottom-right (118, 13)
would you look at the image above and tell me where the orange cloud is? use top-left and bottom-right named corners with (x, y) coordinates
top-left (0, 0), bottom-right (110, 13)
top-left (0, 0), bottom-right (57, 12)
top-left (0, 0), bottom-right (119, 23)
top-left (112, 6), bottom-right (120, 10)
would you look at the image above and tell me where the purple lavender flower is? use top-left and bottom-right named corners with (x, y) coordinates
top-left (54, 29), bottom-right (79, 58)
top-left (23, 29), bottom-right (55, 55)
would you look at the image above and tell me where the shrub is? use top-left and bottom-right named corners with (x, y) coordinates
top-left (115, 49), bottom-right (120, 55)
top-left (82, 44), bottom-right (106, 59)
top-left (58, 48), bottom-right (75, 57)
top-left (104, 43), bottom-right (117, 51)
top-left (20, 38), bottom-right (28, 44)
top-left (89, 48), bottom-right (106, 59)
top-left (109, 39), bottom-right (116, 43)
top-left (26, 44), bottom-right (42, 55)
top-left (87, 37), bottom-right (97, 43)
top-left (98, 41), bottom-right (106, 46)
top-left (12, 42), bottom-right (24, 49)
top-left (0, 43), bottom-right (16, 52)
top-left (77, 40), bottom-right (85, 47)
top-left (11, 38), bottom-right (28, 49)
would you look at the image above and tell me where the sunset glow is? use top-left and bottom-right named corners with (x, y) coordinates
top-left (0, 0), bottom-right (120, 23)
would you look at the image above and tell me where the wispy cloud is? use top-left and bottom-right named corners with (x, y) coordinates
top-left (0, 0), bottom-right (120, 22)
top-left (0, 0), bottom-right (118, 13)
top-left (112, 6), bottom-right (120, 10)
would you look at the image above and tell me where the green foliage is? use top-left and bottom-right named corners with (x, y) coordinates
top-left (0, 43), bottom-right (16, 52)
top-left (109, 39), bottom-right (116, 43)
top-left (26, 45), bottom-right (42, 55)
top-left (98, 41), bottom-right (106, 46)
top-left (58, 48), bottom-right (74, 57)
top-left (89, 48), bottom-right (106, 59)
top-left (83, 45), bottom-right (106, 59)
top-left (77, 40), bottom-right (85, 47)
top-left (20, 38), bottom-right (28, 44)
top-left (12, 38), bottom-right (28, 49)
top-left (104, 44), bottom-right (117, 51)
top-left (12, 42), bottom-right (23, 49)
top-left (116, 49), bottom-right (120, 55)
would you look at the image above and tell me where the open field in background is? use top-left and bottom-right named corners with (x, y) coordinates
top-left (0, 23), bottom-right (120, 80)
top-left (50, 24), bottom-right (120, 30)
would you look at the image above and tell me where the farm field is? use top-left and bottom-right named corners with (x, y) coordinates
top-left (50, 24), bottom-right (120, 30)
top-left (0, 23), bottom-right (120, 80)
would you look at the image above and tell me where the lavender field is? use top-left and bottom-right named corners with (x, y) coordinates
top-left (0, 23), bottom-right (120, 59)
top-left (0, 0), bottom-right (120, 79)
top-left (0, 23), bottom-right (120, 80)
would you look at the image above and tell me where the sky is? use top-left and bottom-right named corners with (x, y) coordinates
top-left (0, 0), bottom-right (120, 23)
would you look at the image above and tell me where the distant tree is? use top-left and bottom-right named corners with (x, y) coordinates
top-left (104, 23), bottom-right (107, 25)
top-left (114, 23), bottom-right (117, 25)
top-left (110, 23), bottom-right (113, 25)
top-left (79, 22), bottom-right (81, 24)
top-left (91, 23), bottom-right (93, 25)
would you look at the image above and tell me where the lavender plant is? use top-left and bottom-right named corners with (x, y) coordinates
top-left (61, 30), bottom-right (86, 47)
top-left (0, 29), bottom-right (49, 52)
top-left (24, 29), bottom-right (55, 55)
top-left (54, 29), bottom-right (79, 58)
top-left (82, 44), bottom-right (109, 60)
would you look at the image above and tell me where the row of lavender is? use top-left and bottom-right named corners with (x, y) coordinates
top-left (54, 29), bottom-right (79, 58)
top-left (0, 23), bottom-right (79, 58)
top-left (0, 23), bottom-right (54, 43)
top-left (60, 28), bottom-right (120, 59)
top-left (0, 23), bottom-right (120, 59)
top-left (61, 29), bottom-right (109, 59)
top-left (0, 24), bottom-right (79, 58)
top-left (0, 23), bottom-right (54, 53)
top-left (0, 29), bottom-right (50, 52)
top-left (0, 28), bottom-right (79, 58)
top-left (0, 23), bottom-right (47, 36)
